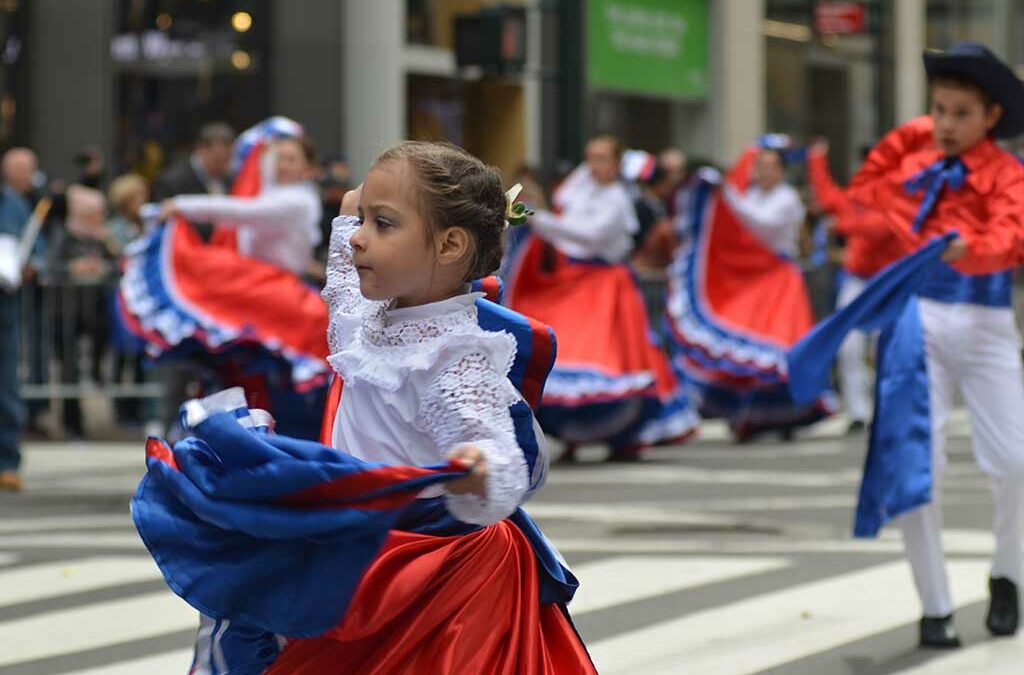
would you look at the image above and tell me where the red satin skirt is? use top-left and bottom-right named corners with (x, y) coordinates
top-left (266, 521), bottom-right (596, 674)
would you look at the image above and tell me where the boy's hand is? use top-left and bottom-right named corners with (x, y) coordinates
top-left (808, 138), bottom-right (829, 156)
top-left (446, 444), bottom-right (488, 499)
top-left (941, 236), bottom-right (967, 263)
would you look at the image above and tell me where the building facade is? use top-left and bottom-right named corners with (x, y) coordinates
top-left (4, 0), bottom-right (1024, 186)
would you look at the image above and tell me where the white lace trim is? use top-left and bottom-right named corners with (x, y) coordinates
top-left (330, 328), bottom-right (515, 392)
top-left (321, 215), bottom-right (387, 356)
top-left (418, 352), bottom-right (528, 526)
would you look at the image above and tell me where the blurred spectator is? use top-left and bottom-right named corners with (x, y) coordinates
top-left (4, 148), bottom-right (37, 199)
top-left (107, 174), bottom-right (154, 428)
top-left (658, 147), bottom-right (687, 207)
top-left (0, 148), bottom-right (36, 490)
top-left (51, 185), bottom-right (117, 439)
top-left (73, 146), bottom-right (106, 190)
top-left (5, 148), bottom-right (53, 437)
top-left (152, 122), bottom-right (236, 241)
top-left (632, 163), bottom-right (679, 335)
top-left (107, 174), bottom-right (149, 253)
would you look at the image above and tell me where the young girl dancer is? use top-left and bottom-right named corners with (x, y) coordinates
top-left (506, 134), bottom-right (697, 462)
top-left (134, 141), bottom-right (596, 673)
top-left (664, 138), bottom-right (835, 441)
top-left (118, 119), bottom-right (330, 437)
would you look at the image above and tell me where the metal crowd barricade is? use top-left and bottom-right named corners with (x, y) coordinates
top-left (16, 277), bottom-right (164, 435)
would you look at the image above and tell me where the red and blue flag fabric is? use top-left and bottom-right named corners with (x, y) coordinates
top-left (133, 411), bottom-right (471, 638)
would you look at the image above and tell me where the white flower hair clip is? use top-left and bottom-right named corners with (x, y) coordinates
top-left (504, 183), bottom-right (533, 228)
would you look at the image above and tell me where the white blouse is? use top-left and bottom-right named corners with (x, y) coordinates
top-left (173, 182), bottom-right (322, 275)
top-left (321, 215), bottom-right (532, 526)
top-left (530, 165), bottom-right (639, 263)
top-left (723, 182), bottom-right (805, 258)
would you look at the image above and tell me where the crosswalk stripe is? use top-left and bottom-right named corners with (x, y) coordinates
top-left (569, 555), bottom-right (789, 615)
top-left (588, 559), bottom-right (991, 675)
top-left (0, 556), bottom-right (162, 608)
top-left (0, 514), bottom-right (129, 534)
top-left (527, 503), bottom-right (748, 527)
top-left (0, 592), bottom-right (197, 668)
top-left (56, 648), bottom-right (194, 675)
top-left (545, 464), bottom-right (990, 489)
top-left (545, 465), bottom-right (865, 487)
top-left (0, 533), bottom-right (144, 548)
top-left (551, 528), bottom-right (995, 556)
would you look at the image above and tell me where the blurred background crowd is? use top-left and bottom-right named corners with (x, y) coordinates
top-left (5, 0), bottom-right (1024, 441)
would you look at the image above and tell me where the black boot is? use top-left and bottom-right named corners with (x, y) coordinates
top-left (606, 444), bottom-right (647, 463)
top-left (556, 444), bottom-right (578, 465)
top-left (986, 577), bottom-right (1020, 637)
top-left (919, 614), bottom-right (961, 649)
top-left (846, 419), bottom-right (866, 435)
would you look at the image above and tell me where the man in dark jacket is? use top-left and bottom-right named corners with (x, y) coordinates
top-left (0, 148), bottom-right (35, 491)
top-left (152, 122), bottom-right (235, 241)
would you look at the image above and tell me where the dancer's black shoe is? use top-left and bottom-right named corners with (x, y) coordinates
top-left (986, 577), bottom-right (1020, 637)
top-left (918, 614), bottom-right (961, 649)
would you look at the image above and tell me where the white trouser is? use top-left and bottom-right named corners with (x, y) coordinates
top-left (897, 299), bottom-right (1024, 617)
top-left (836, 274), bottom-right (873, 422)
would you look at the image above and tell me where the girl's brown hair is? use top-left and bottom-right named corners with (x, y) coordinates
top-left (375, 141), bottom-right (507, 281)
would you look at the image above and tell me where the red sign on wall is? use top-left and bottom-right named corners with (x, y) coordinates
top-left (814, 2), bottom-right (866, 34)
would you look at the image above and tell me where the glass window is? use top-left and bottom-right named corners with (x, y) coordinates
top-left (926, 0), bottom-right (1000, 50)
top-left (112, 0), bottom-right (271, 178)
top-left (406, 0), bottom-right (525, 48)
top-left (765, 0), bottom-right (892, 182)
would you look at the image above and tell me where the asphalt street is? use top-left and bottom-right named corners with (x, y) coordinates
top-left (0, 410), bottom-right (1021, 674)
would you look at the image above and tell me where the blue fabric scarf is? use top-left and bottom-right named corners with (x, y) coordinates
top-left (787, 234), bottom-right (955, 536)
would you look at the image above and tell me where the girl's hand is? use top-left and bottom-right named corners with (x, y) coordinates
top-left (340, 185), bottom-right (361, 216)
top-left (446, 444), bottom-right (488, 499)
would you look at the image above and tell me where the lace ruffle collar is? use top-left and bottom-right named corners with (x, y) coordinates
top-left (328, 291), bottom-right (515, 391)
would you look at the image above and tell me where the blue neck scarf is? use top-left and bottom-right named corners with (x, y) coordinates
top-left (903, 157), bottom-right (967, 233)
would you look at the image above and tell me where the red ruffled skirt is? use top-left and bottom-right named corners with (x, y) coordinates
top-left (267, 522), bottom-right (596, 674)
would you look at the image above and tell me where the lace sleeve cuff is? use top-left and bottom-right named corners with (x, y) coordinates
top-left (417, 350), bottom-right (529, 526)
top-left (445, 439), bottom-right (528, 526)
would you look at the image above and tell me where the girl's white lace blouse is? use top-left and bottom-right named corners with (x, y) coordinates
top-left (321, 215), bottom-right (531, 526)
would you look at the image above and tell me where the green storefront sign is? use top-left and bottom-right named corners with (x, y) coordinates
top-left (587, 0), bottom-right (709, 99)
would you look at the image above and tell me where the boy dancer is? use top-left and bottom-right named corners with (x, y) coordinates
top-left (845, 42), bottom-right (1024, 648)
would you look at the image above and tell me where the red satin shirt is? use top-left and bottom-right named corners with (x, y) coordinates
top-left (845, 115), bottom-right (1024, 275)
top-left (807, 150), bottom-right (904, 278)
